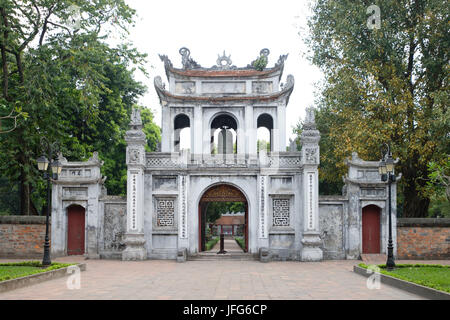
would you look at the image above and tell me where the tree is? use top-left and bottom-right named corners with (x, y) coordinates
top-left (0, 0), bottom-right (155, 214)
top-left (205, 202), bottom-right (245, 223)
top-left (426, 157), bottom-right (450, 217)
top-left (304, 0), bottom-right (449, 217)
top-left (294, 109), bottom-right (344, 196)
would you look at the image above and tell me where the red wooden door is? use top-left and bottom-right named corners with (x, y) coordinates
top-left (67, 205), bottom-right (85, 255)
top-left (362, 205), bottom-right (380, 254)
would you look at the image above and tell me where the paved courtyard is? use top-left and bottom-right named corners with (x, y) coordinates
top-left (1, 257), bottom-right (444, 300)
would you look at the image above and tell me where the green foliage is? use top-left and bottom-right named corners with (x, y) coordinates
top-left (359, 263), bottom-right (450, 293)
top-left (428, 157), bottom-right (450, 200)
top-left (0, 1), bottom-right (159, 209)
top-left (205, 202), bottom-right (245, 223)
top-left (428, 199), bottom-right (450, 218)
top-left (235, 237), bottom-right (245, 250)
top-left (294, 111), bottom-right (344, 195)
top-left (205, 237), bottom-right (219, 251)
top-left (257, 140), bottom-right (270, 153)
top-left (0, 261), bottom-right (74, 282)
top-left (304, 0), bottom-right (450, 216)
top-left (252, 55), bottom-right (268, 71)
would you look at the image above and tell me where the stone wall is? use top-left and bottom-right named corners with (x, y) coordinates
top-left (0, 216), bottom-right (49, 258)
top-left (99, 196), bottom-right (127, 259)
top-left (319, 197), bottom-right (346, 260)
top-left (397, 218), bottom-right (450, 259)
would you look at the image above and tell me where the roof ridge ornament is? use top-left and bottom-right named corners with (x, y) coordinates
top-left (248, 48), bottom-right (270, 69)
top-left (276, 54), bottom-right (289, 67)
top-left (179, 47), bottom-right (201, 69)
top-left (214, 50), bottom-right (235, 70)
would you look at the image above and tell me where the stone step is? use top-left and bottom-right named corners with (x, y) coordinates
top-left (188, 253), bottom-right (258, 261)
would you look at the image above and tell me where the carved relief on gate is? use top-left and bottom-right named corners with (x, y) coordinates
top-left (200, 184), bottom-right (246, 203)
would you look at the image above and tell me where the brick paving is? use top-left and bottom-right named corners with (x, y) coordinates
top-left (1, 257), bottom-right (447, 300)
top-left (210, 238), bottom-right (244, 253)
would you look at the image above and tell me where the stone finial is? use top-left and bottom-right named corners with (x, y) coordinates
top-left (130, 107), bottom-right (142, 127)
top-left (300, 107), bottom-right (320, 147)
top-left (305, 107), bottom-right (315, 124)
top-left (126, 107), bottom-right (146, 145)
top-left (57, 152), bottom-right (68, 164)
top-left (289, 138), bottom-right (298, 152)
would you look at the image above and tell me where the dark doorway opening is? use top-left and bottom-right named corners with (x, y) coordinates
top-left (198, 184), bottom-right (248, 253)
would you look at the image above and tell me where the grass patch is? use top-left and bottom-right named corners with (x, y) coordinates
top-left (358, 263), bottom-right (450, 293)
top-left (205, 237), bottom-right (219, 251)
top-left (0, 261), bottom-right (73, 282)
top-left (235, 237), bottom-right (245, 250)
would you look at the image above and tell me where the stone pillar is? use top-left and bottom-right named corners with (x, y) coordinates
top-left (161, 107), bottom-right (171, 152)
top-left (277, 102), bottom-right (286, 152)
top-left (123, 108), bottom-right (147, 260)
top-left (300, 107), bottom-right (323, 261)
top-left (193, 105), bottom-right (202, 157)
top-left (245, 105), bottom-right (256, 157)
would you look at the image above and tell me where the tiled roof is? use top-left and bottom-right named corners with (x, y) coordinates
top-left (213, 215), bottom-right (245, 225)
top-left (168, 66), bottom-right (281, 78)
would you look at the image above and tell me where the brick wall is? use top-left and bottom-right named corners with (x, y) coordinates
top-left (0, 216), bottom-right (50, 258)
top-left (397, 218), bottom-right (450, 260)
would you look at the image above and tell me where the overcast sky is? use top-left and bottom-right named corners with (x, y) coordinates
top-left (124, 0), bottom-right (322, 146)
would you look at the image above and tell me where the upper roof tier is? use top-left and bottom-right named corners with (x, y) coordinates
top-left (159, 48), bottom-right (288, 81)
top-left (155, 48), bottom-right (294, 104)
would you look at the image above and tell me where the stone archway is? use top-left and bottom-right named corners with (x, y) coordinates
top-left (198, 184), bottom-right (248, 252)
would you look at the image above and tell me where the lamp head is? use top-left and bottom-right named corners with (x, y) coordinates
top-left (51, 159), bottom-right (63, 178)
top-left (37, 155), bottom-right (49, 171)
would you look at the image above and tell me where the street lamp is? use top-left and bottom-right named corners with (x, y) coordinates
top-left (379, 143), bottom-right (396, 271)
top-left (36, 137), bottom-right (61, 267)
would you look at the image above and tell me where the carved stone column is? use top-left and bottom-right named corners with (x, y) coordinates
top-left (300, 107), bottom-right (323, 261)
top-left (122, 108), bottom-right (147, 260)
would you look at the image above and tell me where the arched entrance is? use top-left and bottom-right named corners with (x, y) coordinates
top-left (198, 184), bottom-right (248, 252)
top-left (67, 205), bottom-right (86, 255)
top-left (362, 205), bottom-right (381, 254)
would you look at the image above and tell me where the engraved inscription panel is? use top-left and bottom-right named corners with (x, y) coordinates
top-left (175, 81), bottom-right (196, 94)
top-left (252, 81), bottom-right (273, 94)
top-left (202, 81), bottom-right (246, 94)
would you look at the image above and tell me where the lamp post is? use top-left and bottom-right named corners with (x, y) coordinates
top-left (378, 143), bottom-right (396, 271)
top-left (36, 137), bottom-right (62, 267)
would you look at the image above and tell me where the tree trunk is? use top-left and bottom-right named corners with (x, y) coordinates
top-left (402, 179), bottom-right (430, 217)
top-left (19, 178), bottom-right (30, 215)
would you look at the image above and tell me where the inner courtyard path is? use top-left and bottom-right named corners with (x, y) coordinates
top-left (1, 257), bottom-right (446, 300)
top-left (210, 238), bottom-right (244, 253)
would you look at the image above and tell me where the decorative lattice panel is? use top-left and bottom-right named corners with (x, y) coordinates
top-left (156, 199), bottom-right (175, 227)
top-left (273, 199), bottom-right (290, 226)
top-left (268, 156), bottom-right (301, 168)
top-left (147, 157), bottom-right (179, 168)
